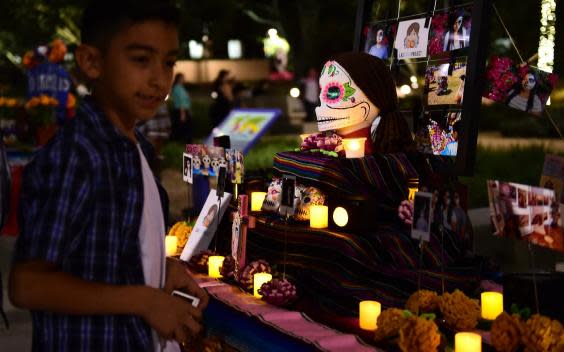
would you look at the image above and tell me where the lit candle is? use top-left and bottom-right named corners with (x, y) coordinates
top-left (310, 205), bottom-right (328, 229)
top-left (455, 332), bottom-right (481, 352)
top-left (342, 138), bottom-right (367, 158)
top-left (481, 292), bottom-right (503, 320)
top-left (208, 255), bottom-right (225, 278)
top-left (332, 207), bottom-right (349, 227)
top-left (251, 192), bottom-right (267, 212)
top-left (253, 272), bottom-right (272, 298)
top-left (359, 300), bottom-right (381, 331)
top-left (165, 236), bottom-right (178, 257)
top-left (408, 188), bottom-right (418, 201)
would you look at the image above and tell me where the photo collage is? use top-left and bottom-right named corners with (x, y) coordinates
top-left (487, 180), bottom-right (563, 253)
top-left (185, 144), bottom-right (244, 184)
top-left (362, 6), bottom-right (472, 158)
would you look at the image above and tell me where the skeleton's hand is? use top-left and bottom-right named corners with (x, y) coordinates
top-left (398, 200), bottom-right (414, 225)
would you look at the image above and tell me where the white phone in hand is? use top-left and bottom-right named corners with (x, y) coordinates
top-left (171, 290), bottom-right (200, 308)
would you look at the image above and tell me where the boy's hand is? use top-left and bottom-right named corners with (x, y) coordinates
top-left (142, 288), bottom-right (203, 344)
top-left (164, 258), bottom-right (209, 310)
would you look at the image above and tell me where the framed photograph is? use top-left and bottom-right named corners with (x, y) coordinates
top-left (185, 144), bottom-right (226, 177)
top-left (226, 149), bottom-right (244, 184)
top-left (428, 7), bottom-right (472, 56)
top-left (426, 57), bottom-right (467, 106)
top-left (394, 18), bottom-right (430, 60)
top-left (180, 189), bottom-right (232, 261)
top-left (182, 152), bottom-right (193, 184)
top-left (412, 191), bottom-right (433, 242)
top-left (415, 110), bottom-right (462, 157)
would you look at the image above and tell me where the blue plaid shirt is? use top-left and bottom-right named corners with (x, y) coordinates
top-left (14, 98), bottom-right (169, 352)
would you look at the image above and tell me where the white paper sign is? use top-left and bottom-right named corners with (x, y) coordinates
top-left (180, 189), bottom-right (232, 261)
top-left (395, 18), bottom-right (430, 60)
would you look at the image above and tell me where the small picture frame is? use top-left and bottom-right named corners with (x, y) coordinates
top-left (183, 153), bottom-right (193, 184)
top-left (412, 191), bottom-right (433, 242)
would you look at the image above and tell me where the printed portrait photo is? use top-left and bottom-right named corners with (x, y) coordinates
top-left (412, 192), bottom-right (433, 242)
top-left (426, 58), bottom-right (467, 105)
top-left (364, 23), bottom-right (395, 61)
top-left (415, 110), bottom-right (462, 157)
top-left (428, 8), bottom-right (472, 56)
top-left (182, 152), bottom-right (193, 184)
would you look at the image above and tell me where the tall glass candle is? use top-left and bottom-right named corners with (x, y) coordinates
top-left (481, 292), bottom-right (503, 320)
top-left (455, 332), bottom-right (481, 352)
top-left (251, 192), bottom-right (267, 212)
top-left (359, 300), bottom-right (381, 331)
top-left (310, 205), bottom-right (328, 229)
top-left (342, 138), bottom-right (367, 158)
top-left (165, 236), bottom-right (178, 257)
top-left (208, 256), bottom-right (225, 278)
top-left (253, 273), bottom-right (272, 298)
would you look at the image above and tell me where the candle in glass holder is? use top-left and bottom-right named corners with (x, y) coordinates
top-left (251, 192), bottom-right (267, 212)
top-left (342, 138), bottom-right (367, 158)
top-left (455, 332), bottom-right (482, 352)
top-left (310, 205), bottom-right (328, 229)
top-left (253, 272), bottom-right (272, 298)
top-left (208, 255), bottom-right (225, 278)
top-left (165, 236), bottom-right (178, 257)
top-left (359, 300), bottom-right (381, 331)
top-left (481, 292), bottom-right (503, 320)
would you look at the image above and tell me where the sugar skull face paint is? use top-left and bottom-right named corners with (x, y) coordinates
top-left (315, 60), bottom-right (379, 132)
top-left (523, 73), bottom-right (536, 91)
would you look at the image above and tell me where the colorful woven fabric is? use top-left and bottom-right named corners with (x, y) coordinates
top-left (273, 151), bottom-right (418, 206)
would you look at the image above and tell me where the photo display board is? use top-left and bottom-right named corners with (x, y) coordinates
top-left (354, 0), bottom-right (491, 175)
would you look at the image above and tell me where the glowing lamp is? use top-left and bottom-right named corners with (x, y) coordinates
top-left (455, 332), bottom-right (481, 352)
top-left (408, 188), bottom-right (418, 202)
top-left (310, 205), bottom-right (328, 229)
top-left (290, 87), bottom-right (301, 98)
top-left (251, 192), bottom-right (267, 212)
top-left (342, 138), bottom-right (366, 158)
top-left (481, 292), bottom-right (503, 320)
top-left (359, 300), bottom-right (381, 331)
top-left (253, 272), bottom-right (272, 298)
top-left (208, 256), bottom-right (225, 278)
top-left (332, 207), bottom-right (349, 227)
top-left (165, 236), bottom-right (178, 257)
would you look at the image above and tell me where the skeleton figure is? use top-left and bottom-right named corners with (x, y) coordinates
top-left (316, 60), bottom-right (380, 136)
top-left (193, 155), bottom-right (201, 174)
top-left (218, 157), bottom-right (228, 170)
top-left (210, 158), bottom-right (220, 175)
top-left (202, 154), bottom-right (211, 176)
top-left (294, 186), bottom-right (326, 221)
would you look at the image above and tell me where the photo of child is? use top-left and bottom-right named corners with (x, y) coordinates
top-left (412, 192), bottom-right (433, 241)
top-left (182, 152), bottom-right (193, 183)
top-left (426, 58), bottom-right (467, 105)
top-left (364, 23), bottom-right (394, 61)
top-left (395, 18), bottom-right (429, 60)
top-left (415, 110), bottom-right (462, 157)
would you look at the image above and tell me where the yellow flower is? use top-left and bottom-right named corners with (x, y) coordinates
top-left (6, 98), bottom-right (17, 107)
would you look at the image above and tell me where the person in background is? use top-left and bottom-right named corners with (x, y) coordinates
top-left (300, 67), bottom-right (320, 122)
top-left (170, 73), bottom-right (192, 144)
top-left (209, 69), bottom-right (234, 128)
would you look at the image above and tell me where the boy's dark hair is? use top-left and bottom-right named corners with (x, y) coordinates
top-left (81, 0), bottom-right (180, 48)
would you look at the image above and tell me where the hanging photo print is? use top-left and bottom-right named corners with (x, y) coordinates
top-left (425, 57), bottom-right (467, 105)
top-left (415, 110), bottom-right (462, 157)
top-left (364, 22), bottom-right (395, 61)
top-left (487, 180), bottom-right (563, 253)
top-left (395, 18), bottom-right (430, 60)
top-left (428, 8), bottom-right (472, 56)
top-left (412, 191), bottom-right (433, 241)
top-left (226, 149), bottom-right (244, 184)
top-left (185, 144), bottom-right (226, 177)
top-left (182, 152), bottom-right (193, 184)
top-left (483, 57), bottom-right (559, 116)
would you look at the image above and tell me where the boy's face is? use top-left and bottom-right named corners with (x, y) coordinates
top-left (85, 20), bottom-right (179, 122)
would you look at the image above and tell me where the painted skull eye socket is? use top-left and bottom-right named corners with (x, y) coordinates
top-left (322, 82), bottom-right (344, 104)
top-left (303, 196), bottom-right (311, 204)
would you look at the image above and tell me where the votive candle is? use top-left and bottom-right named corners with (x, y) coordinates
top-left (359, 300), bottom-right (381, 331)
top-left (251, 192), bottom-right (267, 212)
top-left (342, 138), bottom-right (367, 158)
top-left (208, 255), bottom-right (225, 278)
top-left (253, 272), bottom-right (272, 298)
top-left (481, 292), bottom-right (503, 320)
top-left (455, 332), bottom-right (482, 352)
top-left (165, 236), bottom-right (178, 257)
top-left (310, 205), bottom-right (328, 229)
